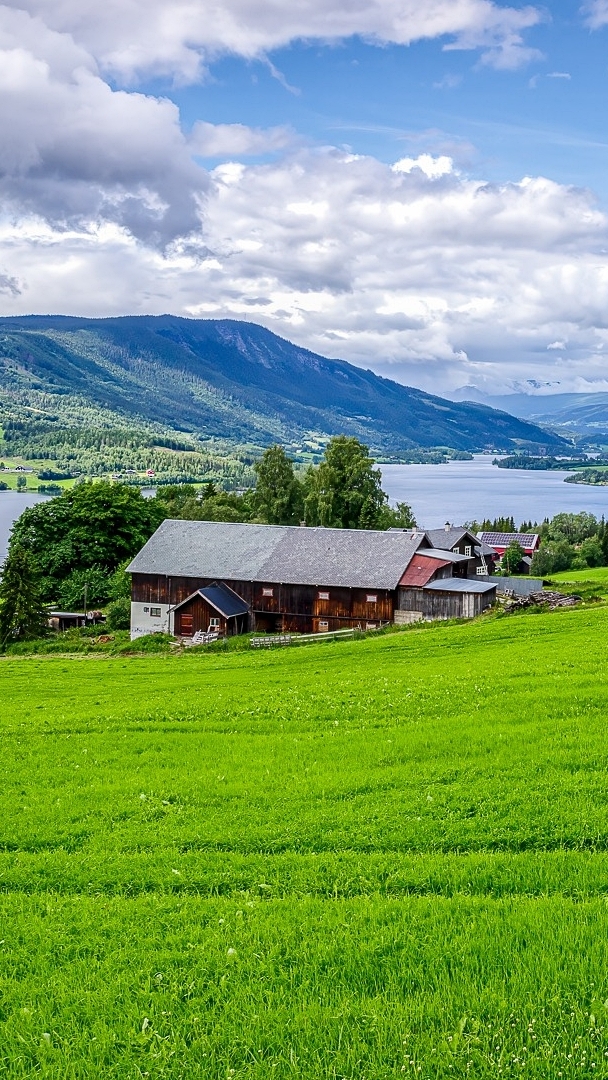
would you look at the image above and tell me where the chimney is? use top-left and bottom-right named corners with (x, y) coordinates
top-left (444, 521), bottom-right (451, 531)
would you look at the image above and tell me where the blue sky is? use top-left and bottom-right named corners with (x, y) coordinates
top-left (1, 0), bottom-right (608, 395)
top-left (171, 11), bottom-right (608, 198)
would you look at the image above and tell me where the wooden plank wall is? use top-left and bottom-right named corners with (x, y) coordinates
top-left (132, 574), bottom-right (394, 633)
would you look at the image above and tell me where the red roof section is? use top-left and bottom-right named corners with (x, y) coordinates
top-left (399, 554), bottom-right (451, 587)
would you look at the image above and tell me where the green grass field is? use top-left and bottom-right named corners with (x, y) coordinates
top-left (551, 566), bottom-right (608, 585)
top-left (2, 609), bottom-right (608, 1078)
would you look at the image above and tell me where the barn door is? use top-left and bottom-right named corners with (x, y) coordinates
top-left (463, 594), bottom-right (475, 619)
top-left (180, 613), bottom-right (194, 636)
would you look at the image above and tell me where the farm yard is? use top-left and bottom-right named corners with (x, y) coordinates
top-left (2, 607), bottom-right (608, 1077)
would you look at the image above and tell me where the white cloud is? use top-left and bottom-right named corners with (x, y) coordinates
top-left (3, 149), bottom-right (608, 393)
top-left (189, 121), bottom-right (295, 157)
top-left (0, 7), bottom-right (207, 243)
top-left (392, 154), bottom-right (454, 178)
top-left (547, 71), bottom-right (571, 79)
top-left (547, 341), bottom-right (567, 350)
top-left (582, 1), bottom-right (608, 30)
top-left (5, 0), bottom-right (543, 80)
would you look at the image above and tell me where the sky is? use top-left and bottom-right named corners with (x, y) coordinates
top-left (1, 1), bottom-right (608, 395)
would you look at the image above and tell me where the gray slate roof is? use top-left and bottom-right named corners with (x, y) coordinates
top-left (423, 578), bottom-right (497, 594)
top-left (425, 526), bottom-right (475, 549)
top-left (128, 520), bottom-right (424, 590)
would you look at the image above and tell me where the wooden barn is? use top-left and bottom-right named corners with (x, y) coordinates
top-left (127, 520), bottom-right (497, 640)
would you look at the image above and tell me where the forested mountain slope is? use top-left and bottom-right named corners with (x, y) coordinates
top-left (0, 315), bottom-right (565, 453)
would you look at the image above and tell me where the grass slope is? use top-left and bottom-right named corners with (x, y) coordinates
top-left (1, 609), bottom-right (608, 1077)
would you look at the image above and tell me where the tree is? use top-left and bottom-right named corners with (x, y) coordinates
top-left (501, 542), bottom-right (524, 574)
top-left (0, 546), bottom-right (48, 647)
top-left (304, 437), bottom-right (390, 529)
top-left (16, 474), bottom-right (27, 491)
top-left (152, 483), bottom-right (256, 524)
top-left (253, 446), bottom-right (303, 525)
top-left (575, 537), bottom-right (604, 569)
top-left (545, 512), bottom-right (598, 545)
top-left (379, 500), bottom-right (417, 530)
top-left (530, 540), bottom-right (574, 577)
top-left (9, 481), bottom-right (164, 602)
top-left (108, 560), bottom-right (132, 601)
top-left (58, 566), bottom-right (109, 610)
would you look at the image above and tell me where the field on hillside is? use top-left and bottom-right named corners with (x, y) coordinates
top-left (2, 610), bottom-right (608, 1078)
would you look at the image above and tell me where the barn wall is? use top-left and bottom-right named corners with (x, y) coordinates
top-left (399, 588), bottom-right (465, 620)
top-left (131, 574), bottom-right (394, 634)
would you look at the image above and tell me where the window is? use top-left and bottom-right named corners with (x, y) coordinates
top-left (209, 617), bottom-right (220, 627)
top-left (366, 594), bottom-right (377, 604)
top-left (318, 590), bottom-right (330, 600)
top-left (262, 587), bottom-right (274, 597)
top-left (150, 607), bottom-right (161, 617)
top-left (464, 545), bottom-right (472, 556)
top-left (318, 620), bottom-right (329, 631)
top-left (476, 566), bottom-right (485, 576)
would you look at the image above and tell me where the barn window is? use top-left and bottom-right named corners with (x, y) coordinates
top-left (318, 590), bottom-right (330, 600)
top-left (318, 620), bottom-right (329, 630)
top-left (366, 594), bottom-right (377, 604)
top-left (464, 545), bottom-right (472, 556)
top-left (150, 607), bottom-right (161, 617)
top-left (262, 587), bottom-right (274, 597)
top-left (476, 566), bottom-right (485, 576)
top-left (209, 617), bottom-right (220, 627)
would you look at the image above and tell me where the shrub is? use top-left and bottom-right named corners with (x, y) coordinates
top-left (106, 597), bottom-right (131, 631)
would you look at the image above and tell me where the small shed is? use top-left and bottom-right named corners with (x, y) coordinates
top-left (398, 578), bottom-right (497, 620)
top-left (170, 582), bottom-right (249, 638)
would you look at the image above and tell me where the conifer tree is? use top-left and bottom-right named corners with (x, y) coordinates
top-left (0, 546), bottom-right (49, 648)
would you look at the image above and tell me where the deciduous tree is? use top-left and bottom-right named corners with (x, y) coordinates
top-left (304, 436), bottom-right (389, 529)
top-left (9, 481), bottom-right (164, 601)
top-left (254, 445), bottom-right (303, 525)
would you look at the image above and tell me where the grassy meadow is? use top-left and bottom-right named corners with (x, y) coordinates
top-left (2, 608), bottom-right (608, 1077)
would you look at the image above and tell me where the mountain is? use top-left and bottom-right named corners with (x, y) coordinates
top-left (0, 315), bottom-right (566, 453)
top-left (450, 386), bottom-right (608, 439)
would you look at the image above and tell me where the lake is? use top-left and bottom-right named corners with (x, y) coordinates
top-left (0, 492), bottom-right (50, 560)
top-left (380, 456), bottom-right (608, 528)
top-left (1, 459), bottom-right (607, 557)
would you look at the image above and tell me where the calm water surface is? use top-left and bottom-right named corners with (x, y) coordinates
top-left (0, 492), bottom-right (49, 560)
top-left (381, 456), bottom-right (608, 529)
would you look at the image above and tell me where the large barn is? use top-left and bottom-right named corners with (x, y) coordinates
top-left (127, 520), bottom-right (497, 639)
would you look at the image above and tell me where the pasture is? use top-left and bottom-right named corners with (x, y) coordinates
top-left (1, 607), bottom-right (608, 1078)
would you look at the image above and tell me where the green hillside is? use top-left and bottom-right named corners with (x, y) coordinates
top-left (0, 315), bottom-right (566, 455)
top-left (1, 607), bottom-right (607, 1077)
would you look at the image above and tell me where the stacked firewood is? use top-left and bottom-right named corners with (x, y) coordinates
top-left (504, 590), bottom-right (582, 612)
